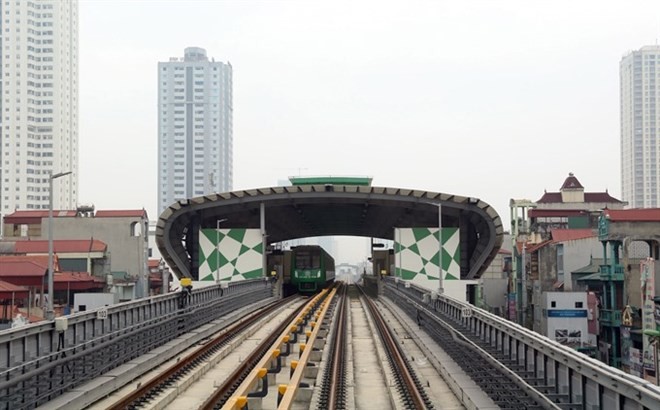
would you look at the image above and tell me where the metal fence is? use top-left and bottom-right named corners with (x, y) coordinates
top-left (0, 279), bottom-right (274, 409)
top-left (383, 277), bottom-right (660, 410)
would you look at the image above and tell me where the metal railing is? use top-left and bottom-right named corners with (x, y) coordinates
top-left (0, 279), bottom-right (274, 409)
top-left (383, 277), bottom-right (660, 410)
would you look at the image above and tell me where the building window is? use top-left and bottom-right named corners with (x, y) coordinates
top-left (556, 244), bottom-right (564, 281)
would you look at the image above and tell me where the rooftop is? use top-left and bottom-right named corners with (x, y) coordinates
top-left (3, 209), bottom-right (147, 224)
top-left (550, 229), bottom-right (596, 242)
top-left (536, 192), bottom-right (623, 204)
top-left (0, 255), bottom-right (49, 277)
top-left (536, 173), bottom-right (623, 204)
top-left (288, 176), bottom-right (373, 186)
top-left (4, 239), bottom-right (107, 254)
top-left (560, 173), bottom-right (584, 190)
top-left (603, 208), bottom-right (660, 222)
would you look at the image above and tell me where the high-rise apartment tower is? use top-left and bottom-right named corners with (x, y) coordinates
top-left (158, 47), bottom-right (233, 215)
top-left (0, 0), bottom-right (79, 217)
top-left (620, 45), bottom-right (660, 208)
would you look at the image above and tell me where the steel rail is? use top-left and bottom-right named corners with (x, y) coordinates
top-left (211, 288), bottom-right (331, 410)
top-left (108, 295), bottom-right (298, 410)
top-left (385, 284), bottom-right (559, 409)
top-left (356, 284), bottom-right (432, 409)
top-left (328, 286), bottom-right (348, 410)
top-left (277, 286), bottom-right (339, 409)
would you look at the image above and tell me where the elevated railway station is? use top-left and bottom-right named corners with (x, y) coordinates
top-left (0, 180), bottom-right (659, 409)
top-left (155, 179), bottom-right (504, 284)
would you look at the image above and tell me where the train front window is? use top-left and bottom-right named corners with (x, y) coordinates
top-left (295, 251), bottom-right (321, 269)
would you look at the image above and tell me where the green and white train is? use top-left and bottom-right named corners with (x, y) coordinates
top-left (289, 245), bottom-right (335, 293)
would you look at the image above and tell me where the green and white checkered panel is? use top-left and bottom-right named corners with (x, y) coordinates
top-left (198, 228), bottom-right (263, 282)
top-left (394, 227), bottom-right (460, 289)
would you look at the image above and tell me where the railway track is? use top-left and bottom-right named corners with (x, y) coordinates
top-left (356, 284), bottom-right (434, 410)
top-left (106, 295), bottom-right (302, 410)
top-left (384, 284), bottom-right (560, 410)
top-left (202, 288), bottom-right (333, 409)
top-left (101, 282), bottom-right (466, 410)
top-left (315, 284), bottom-right (348, 409)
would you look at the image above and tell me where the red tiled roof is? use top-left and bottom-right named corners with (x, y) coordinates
top-left (11, 239), bottom-right (107, 254)
top-left (560, 174), bottom-right (584, 190)
top-left (0, 255), bottom-right (49, 276)
top-left (0, 280), bottom-right (29, 298)
top-left (3, 210), bottom-right (78, 225)
top-left (536, 192), bottom-right (561, 203)
top-left (3, 209), bottom-right (148, 224)
top-left (522, 230), bottom-right (597, 253)
top-left (525, 240), bottom-right (552, 253)
top-left (148, 259), bottom-right (160, 269)
top-left (0, 256), bottom-right (51, 287)
top-left (603, 208), bottom-right (660, 222)
top-left (550, 229), bottom-right (596, 242)
top-left (497, 248), bottom-right (512, 255)
top-left (536, 192), bottom-right (623, 204)
top-left (584, 193), bottom-right (624, 203)
top-left (54, 272), bottom-right (105, 290)
top-left (95, 210), bottom-right (147, 218)
top-left (529, 209), bottom-right (589, 218)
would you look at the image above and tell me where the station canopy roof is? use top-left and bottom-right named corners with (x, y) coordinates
top-left (157, 183), bottom-right (503, 281)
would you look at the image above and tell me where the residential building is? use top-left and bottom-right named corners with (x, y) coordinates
top-left (541, 291), bottom-right (591, 350)
top-left (479, 233), bottom-right (512, 316)
top-left (158, 47), bottom-right (233, 215)
top-left (509, 174), bottom-right (625, 326)
top-left (620, 46), bottom-right (660, 208)
top-left (530, 173), bottom-right (625, 239)
top-left (0, 238), bottom-right (108, 276)
top-left (595, 208), bottom-right (660, 375)
top-left (525, 229), bottom-right (602, 331)
top-left (0, 1), bottom-right (79, 218)
top-left (2, 207), bottom-right (150, 298)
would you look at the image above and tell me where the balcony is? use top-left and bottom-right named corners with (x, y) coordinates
top-left (599, 264), bottom-right (624, 281)
top-left (600, 309), bottom-right (622, 327)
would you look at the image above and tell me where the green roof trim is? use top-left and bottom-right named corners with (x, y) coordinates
top-left (111, 271), bottom-right (130, 280)
top-left (289, 176), bottom-right (372, 186)
top-left (576, 272), bottom-right (603, 281)
top-left (572, 258), bottom-right (603, 274)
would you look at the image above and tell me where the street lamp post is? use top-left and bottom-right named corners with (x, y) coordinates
top-left (438, 204), bottom-right (444, 295)
top-left (47, 171), bottom-right (72, 321)
top-left (159, 259), bottom-right (168, 295)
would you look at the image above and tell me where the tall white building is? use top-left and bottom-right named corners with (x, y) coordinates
top-left (620, 45), bottom-right (660, 208)
top-left (0, 0), bottom-right (79, 217)
top-left (158, 47), bottom-right (233, 215)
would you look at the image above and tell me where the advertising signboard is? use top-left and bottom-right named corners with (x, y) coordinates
top-left (640, 258), bottom-right (656, 375)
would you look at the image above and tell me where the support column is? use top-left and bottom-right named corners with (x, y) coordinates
top-left (261, 202), bottom-right (267, 278)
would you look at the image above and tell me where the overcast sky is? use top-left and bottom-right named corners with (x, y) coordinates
top-left (79, 1), bottom-right (660, 263)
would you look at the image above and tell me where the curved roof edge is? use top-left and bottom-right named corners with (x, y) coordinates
top-left (156, 185), bottom-right (503, 280)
